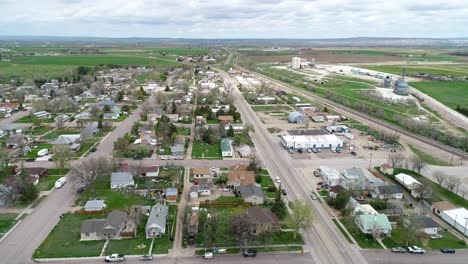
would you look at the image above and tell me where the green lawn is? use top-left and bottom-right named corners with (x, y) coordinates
top-left (14, 115), bottom-right (54, 123)
top-left (76, 177), bottom-right (149, 210)
top-left (26, 144), bottom-right (52, 159)
top-left (26, 126), bottom-right (53, 136)
top-left (33, 213), bottom-right (105, 258)
top-left (192, 141), bottom-right (221, 159)
top-left (36, 176), bottom-right (61, 192)
top-left (0, 214), bottom-right (17, 238)
top-left (105, 216), bottom-right (152, 255)
top-left (213, 196), bottom-right (244, 203)
top-left (340, 217), bottom-right (382, 248)
top-left (428, 230), bottom-right (467, 249)
top-left (409, 145), bottom-right (449, 166)
top-left (410, 81), bottom-right (468, 110)
top-left (332, 219), bottom-right (353, 243)
top-left (206, 119), bottom-right (219, 124)
top-left (153, 205), bottom-right (177, 254)
top-left (47, 168), bottom-right (71, 176)
top-left (177, 127), bottom-right (191, 136)
top-left (42, 128), bottom-right (81, 140)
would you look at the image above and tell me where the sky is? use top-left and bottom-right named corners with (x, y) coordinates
top-left (0, 0), bottom-right (467, 38)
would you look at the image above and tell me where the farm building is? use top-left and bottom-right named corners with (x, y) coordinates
top-left (280, 134), bottom-right (343, 150)
top-left (287, 111), bottom-right (306, 123)
top-left (394, 79), bottom-right (409, 95)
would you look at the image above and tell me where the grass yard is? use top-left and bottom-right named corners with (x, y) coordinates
top-left (0, 214), bottom-right (17, 238)
top-left (14, 115), bottom-right (54, 124)
top-left (33, 213), bottom-right (105, 258)
top-left (42, 128), bottom-right (81, 140)
top-left (410, 81), bottom-right (468, 110)
top-left (47, 168), bottom-right (71, 176)
top-left (192, 141), bottom-right (221, 159)
top-left (105, 216), bottom-right (151, 256)
top-left (427, 230), bottom-right (467, 249)
top-left (153, 205), bottom-right (177, 254)
top-left (25, 144), bottom-right (52, 159)
top-left (135, 168), bottom-right (182, 189)
top-left (206, 119), bottom-right (219, 124)
top-left (76, 177), bottom-right (149, 210)
top-left (409, 145), bottom-right (449, 166)
top-left (25, 126), bottom-right (53, 136)
top-left (36, 176), bottom-right (61, 192)
top-left (382, 227), bottom-right (421, 248)
top-left (332, 219), bottom-right (353, 243)
top-left (213, 196), bottom-right (244, 203)
top-left (251, 105), bottom-right (292, 112)
top-left (340, 217), bottom-right (382, 248)
top-left (177, 127), bottom-right (191, 136)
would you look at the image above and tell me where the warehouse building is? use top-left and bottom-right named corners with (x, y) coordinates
top-left (287, 111), bottom-right (306, 123)
top-left (280, 134), bottom-right (343, 150)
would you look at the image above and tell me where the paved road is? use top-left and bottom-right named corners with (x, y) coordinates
top-left (0, 109), bottom-right (31, 127)
top-left (219, 69), bottom-right (367, 264)
top-left (362, 249), bottom-right (468, 264)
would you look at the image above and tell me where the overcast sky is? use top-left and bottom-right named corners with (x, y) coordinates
top-left (0, 0), bottom-right (467, 38)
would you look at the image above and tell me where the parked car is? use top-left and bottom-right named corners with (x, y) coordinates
top-left (281, 189), bottom-right (287, 196)
top-left (306, 149), bottom-right (312, 153)
top-left (430, 234), bottom-right (443, 240)
top-left (90, 147), bottom-right (97, 152)
top-left (275, 177), bottom-right (281, 183)
top-left (440, 248), bottom-right (455, 254)
top-left (391, 247), bottom-right (407, 253)
top-left (105, 254), bottom-right (125, 262)
top-left (310, 193), bottom-right (317, 200)
top-left (139, 254), bottom-right (153, 261)
top-left (203, 252), bottom-right (213, 259)
top-left (312, 148), bottom-right (318, 153)
top-left (243, 248), bottom-right (257, 257)
top-left (298, 149), bottom-right (303, 154)
top-left (351, 151), bottom-right (357, 156)
top-left (288, 149), bottom-right (294, 154)
top-left (55, 177), bottom-right (67, 189)
top-left (407, 246), bottom-right (425, 254)
top-left (313, 170), bottom-right (320, 177)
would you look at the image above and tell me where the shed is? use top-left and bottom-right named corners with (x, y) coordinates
top-left (84, 199), bottom-right (106, 212)
top-left (288, 111), bottom-right (306, 124)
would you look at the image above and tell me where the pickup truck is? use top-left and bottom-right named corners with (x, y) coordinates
top-left (105, 254), bottom-right (125, 262)
top-left (407, 246), bottom-right (425, 254)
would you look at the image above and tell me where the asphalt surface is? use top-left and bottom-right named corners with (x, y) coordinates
top-left (362, 249), bottom-right (468, 264)
top-left (0, 109), bottom-right (30, 127)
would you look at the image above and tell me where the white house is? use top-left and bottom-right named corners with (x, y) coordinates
top-left (192, 168), bottom-right (212, 179)
top-left (355, 214), bottom-right (392, 236)
top-left (413, 215), bottom-right (439, 235)
top-left (33, 111), bottom-right (52, 119)
top-left (220, 138), bottom-right (234, 158)
top-left (395, 173), bottom-right (422, 198)
top-left (319, 166), bottom-right (342, 187)
top-left (110, 172), bottom-right (135, 189)
top-left (84, 199), bottom-right (106, 212)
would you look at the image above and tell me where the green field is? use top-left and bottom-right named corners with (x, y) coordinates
top-left (360, 64), bottom-right (468, 77)
top-left (192, 141), bottom-right (222, 159)
top-left (410, 81), bottom-right (468, 109)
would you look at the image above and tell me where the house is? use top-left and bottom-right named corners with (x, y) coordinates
top-left (142, 134), bottom-right (157, 146)
top-left (24, 167), bottom-right (48, 179)
top-left (225, 124), bottom-right (244, 133)
top-left (110, 172), bottom-right (134, 189)
top-left (165, 187), bottom-right (178, 201)
top-left (328, 185), bottom-right (343, 198)
top-left (75, 112), bottom-right (92, 120)
top-left (84, 199), bottom-right (106, 212)
top-left (227, 170), bottom-right (255, 189)
top-left (52, 134), bottom-right (81, 151)
top-left (238, 145), bottom-right (252, 158)
top-left (413, 215), bottom-right (439, 235)
top-left (340, 168), bottom-right (375, 191)
top-left (287, 111), bottom-right (305, 124)
top-left (81, 123), bottom-right (99, 138)
top-left (33, 111), bottom-right (51, 119)
top-left (372, 185), bottom-right (403, 199)
top-left (192, 168), bottom-right (212, 179)
top-left (80, 210), bottom-right (136, 241)
top-left (380, 164), bottom-right (394, 175)
top-left (246, 206), bottom-right (280, 235)
top-left (190, 180), bottom-right (213, 198)
top-left (240, 184), bottom-right (264, 205)
top-left (431, 201), bottom-right (468, 237)
top-left (98, 99), bottom-right (116, 110)
top-left (220, 138), bottom-right (233, 158)
top-left (311, 115), bottom-right (325, 122)
top-left (255, 96), bottom-right (276, 104)
top-left (395, 173), bottom-right (422, 198)
top-left (141, 166), bottom-right (160, 177)
top-left (218, 115), bottom-right (234, 124)
top-left (54, 114), bottom-right (69, 122)
top-left (355, 214), bottom-right (392, 236)
top-left (352, 204), bottom-right (378, 216)
top-left (319, 166), bottom-right (342, 187)
top-left (145, 203), bottom-right (169, 239)
top-left (103, 112), bottom-right (120, 120)
top-left (171, 144), bottom-right (185, 157)
top-left (165, 114), bottom-right (179, 122)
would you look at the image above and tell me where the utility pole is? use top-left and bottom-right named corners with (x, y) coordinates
top-left (368, 153), bottom-right (373, 170)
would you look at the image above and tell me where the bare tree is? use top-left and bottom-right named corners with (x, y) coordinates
top-left (53, 145), bottom-right (71, 174)
top-left (70, 156), bottom-right (112, 189)
top-left (89, 105), bottom-right (101, 120)
top-left (130, 160), bottom-right (144, 178)
top-left (205, 213), bottom-right (221, 249)
top-left (387, 153), bottom-right (405, 168)
top-left (433, 171), bottom-right (447, 186)
top-left (445, 175), bottom-right (461, 192)
top-left (155, 91), bottom-right (167, 104)
top-left (289, 200), bottom-right (315, 239)
top-left (401, 214), bottom-right (423, 246)
top-left (55, 115), bottom-right (64, 129)
top-left (231, 213), bottom-right (254, 249)
top-left (414, 184), bottom-right (432, 199)
top-left (90, 81), bottom-right (105, 96)
top-left (410, 155), bottom-right (426, 174)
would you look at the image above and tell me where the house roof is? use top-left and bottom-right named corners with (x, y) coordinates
top-left (80, 219), bottom-right (107, 234)
top-left (238, 145), bottom-right (251, 154)
top-left (218, 115), bottom-right (234, 121)
top-left (105, 210), bottom-right (129, 230)
top-left (145, 203), bottom-right (168, 233)
top-left (414, 215), bottom-right (439, 229)
top-left (84, 200), bottom-right (105, 210)
top-left (240, 184), bottom-right (264, 199)
top-left (377, 185), bottom-right (403, 194)
top-left (247, 206), bottom-right (279, 226)
top-left (230, 164), bottom-right (249, 171)
top-left (358, 214), bottom-right (392, 230)
top-left (198, 180), bottom-right (213, 191)
top-left (288, 111), bottom-right (304, 122)
top-left (110, 172), bottom-right (133, 185)
top-left (432, 201), bottom-right (457, 211)
top-left (24, 167), bottom-right (47, 176)
top-left (166, 187), bottom-right (178, 196)
top-left (227, 171), bottom-right (255, 186)
top-left (192, 167), bottom-right (211, 175)
top-left (342, 168), bottom-right (366, 180)
top-left (171, 144), bottom-right (184, 153)
top-left (395, 173), bottom-right (421, 187)
top-left (220, 138), bottom-right (232, 152)
top-left (52, 134), bottom-right (81, 145)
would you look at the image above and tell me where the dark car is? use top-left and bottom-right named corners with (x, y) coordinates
top-left (76, 187), bottom-right (86, 195)
top-left (133, 155), bottom-right (143, 160)
top-left (243, 249), bottom-right (257, 257)
top-left (26, 158), bottom-right (36, 162)
top-left (139, 254), bottom-right (153, 261)
top-left (351, 151), bottom-right (357, 156)
top-left (336, 149), bottom-right (342, 153)
top-left (298, 149), bottom-right (303, 154)
top-left (281, 189), bottom-right (287, 196)
top-left (440, 248), bottom-right (455, 254)
top-left (90, 147), bottom-right (97, 152)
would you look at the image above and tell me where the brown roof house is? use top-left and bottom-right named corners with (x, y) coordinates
top-left (192, 167), bottom-right (212, 179)
top-left (218, 115), bottom-right (234, 124)
top-left (227, 170), bottom-right (255, 189)
top-left (431, 201), bottom-right (457, 216)
top-left (25, 167), bottom-right (48, 178)
top-left (246, 206), bottom-right (280, 235)
top-left (80, 210), bottom-right (136, 241)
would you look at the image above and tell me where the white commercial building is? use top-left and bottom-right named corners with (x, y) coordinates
top-left (280, 134), bottom-right (343, 150)
top-left (292, 57), bottom-right (301, 69)
top-left (435, 207), bottom-right (468, 237)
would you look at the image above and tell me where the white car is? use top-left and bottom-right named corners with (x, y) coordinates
top-left (105, 254), bottom-right (125, 262)
top-left (203, 252), bottom-right (213, 259)
top-left (407, 246), bottom-right (425, 254)
top-left (275, 177), bottom-right (281, 183)
top-left (55, 177), bottom-right (67, 189)
top-left (310, 193), bottom-right (318, 200)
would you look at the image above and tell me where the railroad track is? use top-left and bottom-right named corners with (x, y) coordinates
top-left (233, 56), bottom-right (466, 158)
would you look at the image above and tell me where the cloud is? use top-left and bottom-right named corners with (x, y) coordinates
top-left (0, 0), bottom-right (466, 38)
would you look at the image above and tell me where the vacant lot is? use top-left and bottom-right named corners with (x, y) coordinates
top-left (192, 141), bottom-right (221, 159)
top-left (361, 64), bottom-right (468, 78)
top-left (410, 81), bottom-right (468, 109)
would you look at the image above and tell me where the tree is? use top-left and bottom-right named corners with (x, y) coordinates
top-left (171, 101), bottom-right (177, 114)
top-left (387, 153), bottom-right (405, 168)
top-left (53, 145), bottom-right (71, 174)
top-left (247, 154), bottom-right (261, 174)
top-left (289, 200), bottom-right (314, 239)
top-left (20, 183), bottom-right (38, 203)
top-left (433, 171), bottom-right (447, 186)
top-left (165, 85), bottom-right (170, 92)
top-left (410, 155), bottom-right (426, 174)
top-left (401, 214), bottom-right (423, 246)
top-left (330, 189), bottom-right (350, 210)
top-left (55, 115), bottom-right (64, 129)
top-left (445, 175), bottom-right (461, 192)
top-left (227, 125), bottom-right (235, 137)
top-left (270, 186), bottom-right (287, 220)
top-left (205, 213), bottom-right (221, 249)
top-left (70, 157), bottom-right (112, 190)
top-left (231, 213), bottom-right (254, 249)
top-left (89, 105), bottom-right (101, 120)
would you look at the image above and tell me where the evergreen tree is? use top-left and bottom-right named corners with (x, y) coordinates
top-left (271, 186), bottom-right (287, 219)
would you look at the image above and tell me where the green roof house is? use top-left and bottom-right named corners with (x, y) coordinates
top-left (220, 138), bottom-right (233, 158)
top-left (355, 214), bottom-right (392, 236)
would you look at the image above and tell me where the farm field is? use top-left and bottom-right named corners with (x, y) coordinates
top-left (410, 81), bottom-right (468, 109)
top-left (360, 64), bottom-right (468, 77)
